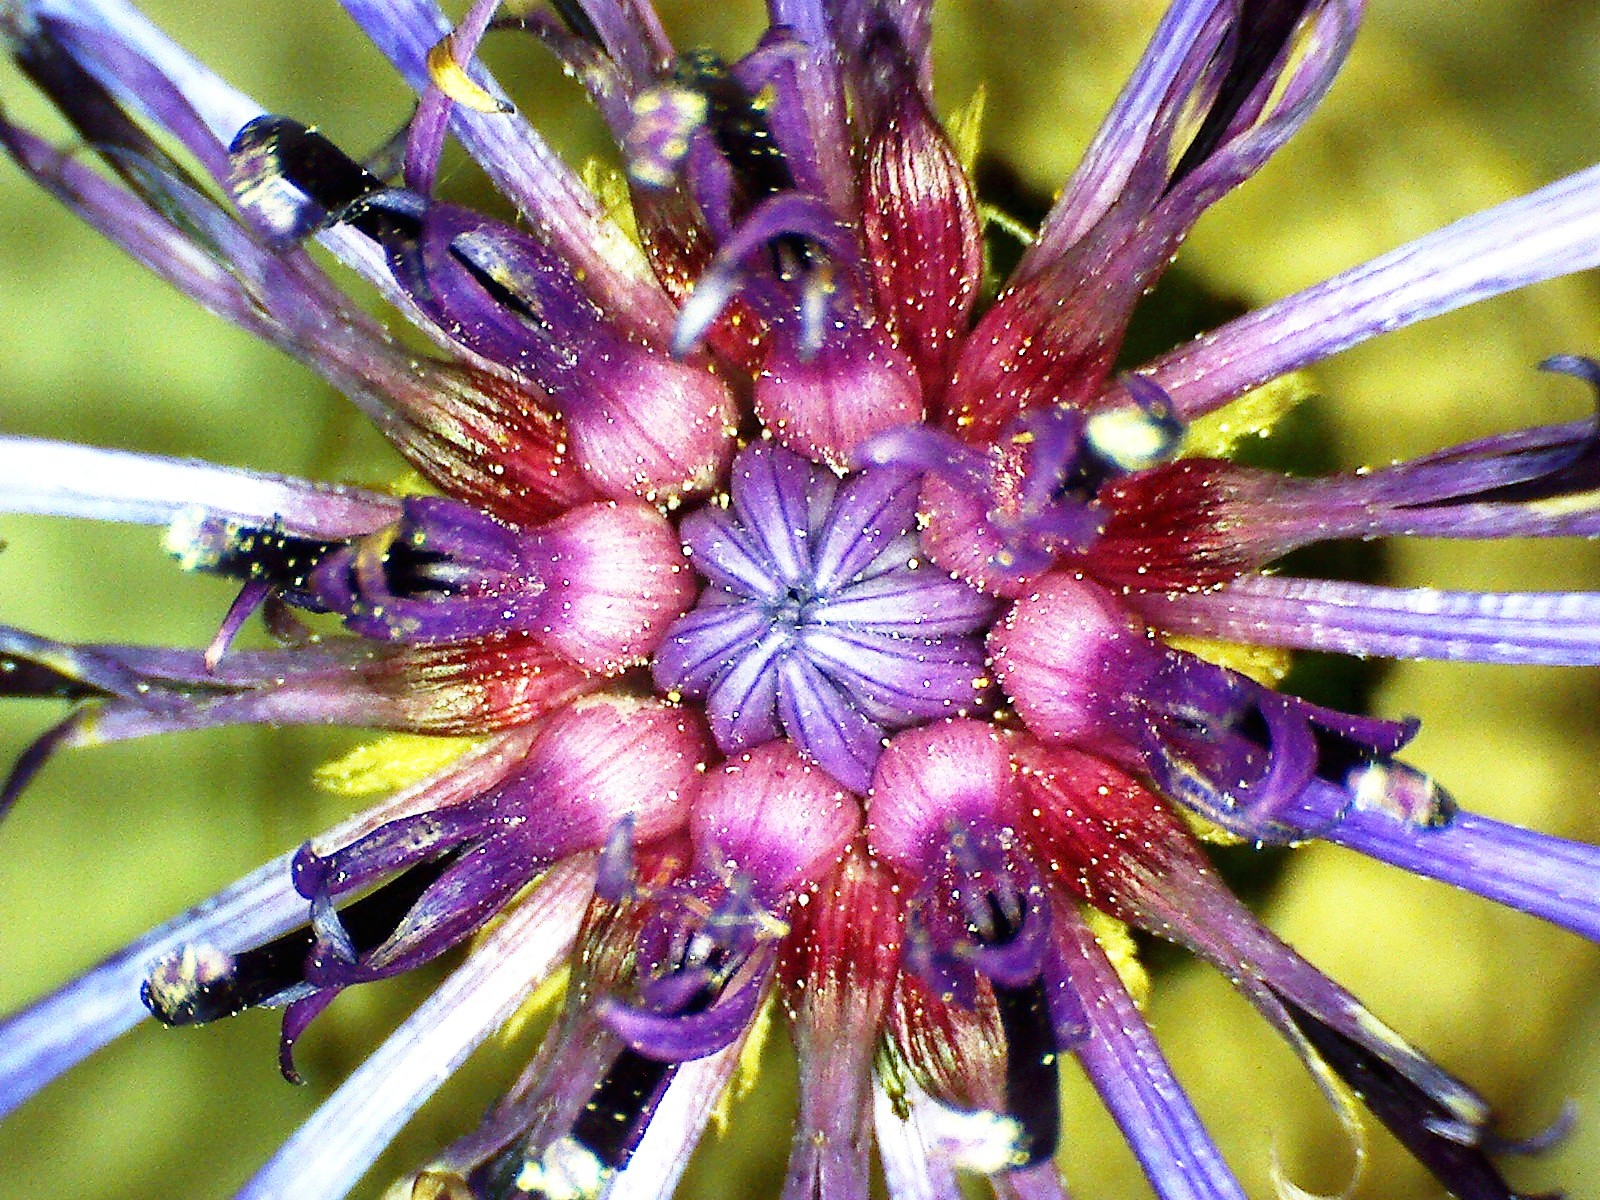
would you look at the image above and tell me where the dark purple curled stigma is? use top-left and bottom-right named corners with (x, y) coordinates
top-left (652, 442), bottom-right (993, 792)
top-left (1116, 647), bottom-right (1450, 841)
top-left (141, 854), bottom-right (453, 1031)
top-left (905, 828), bottom-right (1084, 1167)
top-left (491, 876), bottom-right (790, 1195)
top-left (1452, 354), bottom-right (1600, 505)
top-left (599, 876), bottom-right (783, 1063)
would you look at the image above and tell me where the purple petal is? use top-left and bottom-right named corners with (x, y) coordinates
top-left (810, 467), bottom-right (921, 591)
top-left (1052, 908), bottom-right (1246, 1200)
top-left (652, 601), bottom-right (776, 697)
top-left (679, 506), bottom-right (785, 600)
top-left (331, 826), bottom-right (547, 983)
top-left (776, 654), bottom-right (884, 792)
top-left (1134, 162), bottom-right (1600, 419)
top-left (812, 569), bottom-right (996, 635)
top-left (1027, 0), bottom-right (1227, 262)
top-left (0, 114), bottom-right (295, 341)
top-left (728, 441), bottom-right (824, 587)
top-left (0, 437), bottom-right (398, 535)
top-left (0, 850), bottom-right (305, 1121)
top-left (990, 1164), bottom-right (1071, 1200)
top-left (31, 13), bottom-right (232, 186)
top-left (24, 0), bottom-right (258, 160)
top-left (600, 967), bottom-right (769, 1062)
top-left (704, 629), bottom-right (788, 751)
top-left (761, 0), bottom-right (853, 213)
top-left (798, 627), bottom-right (986, 723)
top-left (1137, 575), bottom-right (1600, 666)
top-left (23, 0), bottom-right (398, 293)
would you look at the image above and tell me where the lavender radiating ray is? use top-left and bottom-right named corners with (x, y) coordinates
top-left (1023, 0), bottom-right (1224, 264)
top-left (605, 1037), bottom-right (749, 1200)
top-left (763, 0), bottom-right (854, 215)
top-left (1129, 162), bottom-right (1600, 419)
top-left (1136, 576), bottom-right (1600, 665)
top-left (26, 0), bottom-right (258, 153)
top-left (1290, 784), bottom-right (1600, 942)
top-left (0, 733), bottom-right (535, 1120)
top-left (24, 0), bottom-right (396, 294)
top-left (1053, 909), bottom-right (1246, 1200)
top-left (871, 1082), bottom-right (967, 1200)
top-left (0, 437), bottom-right (399, 536)
top-left (235, 855), bottom-right (595, 1200)
top-left (0, 848), bottom-right (304, 1121)
top-left (0, 113), bottom-right (264, 329)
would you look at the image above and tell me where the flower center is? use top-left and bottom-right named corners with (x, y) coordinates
top-left (651, 442), bottom-right (995, 792)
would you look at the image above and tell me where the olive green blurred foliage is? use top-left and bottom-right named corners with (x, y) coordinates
top-left (1, 2), bottom-right (1599, 1198)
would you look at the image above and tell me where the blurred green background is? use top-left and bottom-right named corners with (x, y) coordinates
top-left (2, 1), bottom-right (1599, 1197)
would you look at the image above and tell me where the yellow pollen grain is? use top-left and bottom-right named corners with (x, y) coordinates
top-left (1163, 633), bottom-right (1291, 687)
top-left (313, 733), bottom-right (481, 797)
top-left (1179, 371), bottom-right (1314, 459)
top-left (426, 34), bottom-right (513, 114)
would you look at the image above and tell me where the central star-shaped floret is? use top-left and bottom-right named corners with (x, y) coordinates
top-left (652, 443), bottom-right (995, 791)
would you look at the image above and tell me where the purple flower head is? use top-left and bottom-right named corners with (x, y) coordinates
top-left (653, 441), bottom-right (993, 791)
top-left (4, 1), bottom-right (1600, 1199)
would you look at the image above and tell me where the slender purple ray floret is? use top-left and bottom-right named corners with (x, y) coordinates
top-left (6, 0), bottom-right (1600, 1198)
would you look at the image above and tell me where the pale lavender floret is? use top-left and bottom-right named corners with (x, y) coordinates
top-left (652, 443), bottom-right (993, 791)
top-left (236, 855), bottom-right (595, 1200)
top-left (605, 1038), bottom-right (750, 1200)
top-left (1030, 0), bottom-right (1229, 260)
top-left (17, 0), bottom-right (400, 297)
top-left (1134, 161), bottom-right (1600, 419)
top-left (0, 629), bottom-right (427, 757)
top-left (0, 437), bottom-right (399, 536)
top-left (871, 1081), bottom-right (965, 1200)
top-left (1011, 0), bottom-right (1362, 350)
top-left (0, 114), bottom-right (272, 332)
top-left (1051, 907), bottom-right (1246, 1200)
top-left (764, 0), bottom-right (855, 215)
top-left (0, 848), bottom-right (305, 1121)
top-left (1136, 575), bottom-right (1600, 666)
top-left (0, 47), bottom-right (496, 451)
top-left (0, 732), bottom-right (535, 1119)
top-left (1287, 781), bottom-right (1600, 944)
